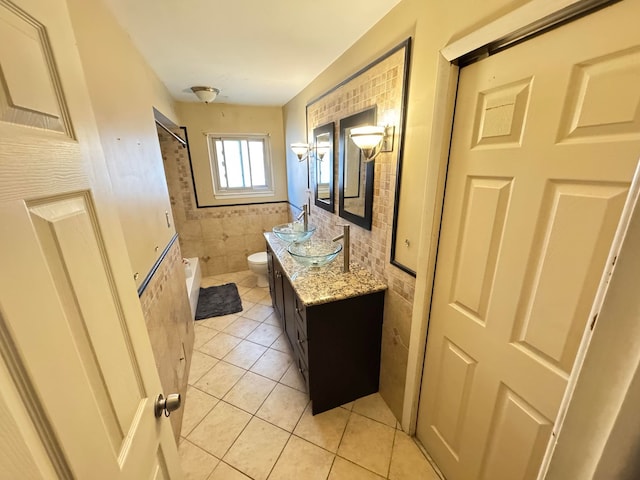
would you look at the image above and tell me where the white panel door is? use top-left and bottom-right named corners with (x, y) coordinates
top-left (0, 0), bottom-right (182, 478)
top-left (416, 2), bottom-right (640, 479)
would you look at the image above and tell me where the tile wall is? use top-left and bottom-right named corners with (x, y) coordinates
top-left (299, 45), bottom-right (415, 419)
top-left (139, 238), bottom-right (194, 440)
top-left (158, 129), bottom-right (290, 276)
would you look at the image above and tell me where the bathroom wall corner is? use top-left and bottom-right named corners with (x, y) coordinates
top-left (157, 128), bottom-right (290, 276)
top-left (379, 290), bottom-right (413, 421)
top-left (139, 239), bottom-right (194, 440)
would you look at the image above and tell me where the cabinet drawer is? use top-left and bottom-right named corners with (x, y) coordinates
top-left (295, 321), bottom-right (308, 364)
top-left (295, 349), bottom-right (309, 392)
top-left (294, 294), bottom-right (306, 330)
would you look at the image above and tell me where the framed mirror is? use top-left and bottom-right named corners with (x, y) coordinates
top-left (313, 122), bottom-right (334, 213)
top-left (338, 107), bottom-right (375, 230)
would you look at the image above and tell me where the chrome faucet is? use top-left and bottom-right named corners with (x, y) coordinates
top-left (296, 204), bottom-right (308, 231)
top-left (332, 224), bottom-right (350, 273)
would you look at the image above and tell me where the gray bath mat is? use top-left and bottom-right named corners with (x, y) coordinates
top-left (195, 283), bottom-right (243, 320)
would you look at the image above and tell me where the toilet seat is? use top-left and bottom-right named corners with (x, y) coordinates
top-left (248, 251), bottom-right (267, 265)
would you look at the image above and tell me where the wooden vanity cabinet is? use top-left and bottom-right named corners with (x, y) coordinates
top-left (267, 245), bottom-right (296, 348)
top-left (266, 247), bottom-right (284, 321)
top-left (282, 278), bottom-right (298, 351)
top-left (266, 244), bottom-right (384, 414)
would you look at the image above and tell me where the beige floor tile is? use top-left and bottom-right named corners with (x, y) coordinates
top-left (223, 417), bottom-right (289, 480)
top-left (199, 277), bottom-right (219, 289)
top-left (194, 324), bottom-right (218, 349)
top-left (263, 312), bottom-right (280, 326)
top-left (389, 431), bottom-right (441, 480)
top-left (178, 439), bottom-right (220, 480)
top-left (328, 457), bottom-right (385, 480)
top-left (182, 386), bottom-right (219, 436)
top-left (337, 412), bottom-right (395, 477)
top-left (240, 277), bottom-right (258, 289)
top-left (293, 403), bottom-right (350, 453)
top-left (236, 285), bottom-right (252, 297)
top-left (340, 401), bottom-right (355, 411)
top-left (223, 317), bottom-right (261, 339)
top-left (201, 274), bottom-right (235, 287)
top-left (270, 334), bottom-right (292, 354)
top-left (188, 401), bottom-right (252, 458)
top-left (223, 340), bottom-right (267, 370)
top-left (209, 271), bottom-right (247, 285)
top-left (246, 323), bottom-right (282, 347)
top-left (207, 462), bottom-right (252, 480)
top-left (241, 287), bottom-right (270, 304)
top-left (223, 371), bottom-right (276, 414)
top-left (237, 273), bottom-right (258, 288)
top-left (255, 383), bottom-right (309, 432)
top-left (279, 363), bottom-right (307, 392)
top-left (257, 295), bottom-right (273, 307)
top-left (199, 313), bottom-right (239, 331)
top-left (240, 300), bottom-right (256, 312)
top-left (250, 348), bottom-right (292, 381)
top-left (269, 435), bottom-right (334, 480)
top-left (194, 361), bottom-right (246, 398)
top-left (199, 332), bottom-right (242, 359)
top-left (242, 304), bottom-right (275, 322)
top-left (352, 393), bottom-right (398, 428)
top-left (188, 351), bottom-right (218, 385)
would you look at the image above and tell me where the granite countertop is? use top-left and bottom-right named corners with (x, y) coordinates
top-left (264, 232), bottom-right (387, 306)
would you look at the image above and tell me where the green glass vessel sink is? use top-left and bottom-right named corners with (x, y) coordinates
top-left (287, 239), bottom-right (342, 267)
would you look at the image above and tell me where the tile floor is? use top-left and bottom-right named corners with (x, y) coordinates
top-left (179, 270), bottom-right (441, 480)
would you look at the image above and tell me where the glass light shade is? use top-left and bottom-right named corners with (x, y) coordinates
top-left (191, 86), bottom-right (219, 103)
top-left (315, 141), bottom-right (331, 160)
top-left (290, 143), bottom-right (309, 161)
top-left (350, 126), bottom-right (385, 150)
top-left (350, 125), bottom-right (385, 162)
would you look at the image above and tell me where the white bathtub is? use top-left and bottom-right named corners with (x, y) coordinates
top-left (184, 257), bottom-right (201, 318)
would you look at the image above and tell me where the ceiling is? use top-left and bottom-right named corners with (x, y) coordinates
top-left (102, 0), bottom-right (403, 106)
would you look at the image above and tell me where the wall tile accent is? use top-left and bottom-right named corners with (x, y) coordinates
top-left (302, 46), bottom-right (414, 419)
top-left (158, 129), bottom-right (289, 276)
top-left (140, 238), bottom-right (194, 440)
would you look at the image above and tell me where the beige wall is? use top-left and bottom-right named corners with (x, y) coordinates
top-left (157, 128), bottom-right (289, 277)
top-left (66, 0), bottom-right (194, 441)
top-left (285, 0), bottom-right (527, 270)
top-left (301, 44), bottom-right (416, 420)
top-left (66, 0), bottom-right (178, 286)
top-left (140, 239), bottom-right (194, 441)
top-left (284, 0), bottom-right (529, 420)
top-left (177, 102), bottom-right (288, 207)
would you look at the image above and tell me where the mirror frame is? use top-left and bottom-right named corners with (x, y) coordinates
top-left (338, 107), bottom-right (376, 230)
top-left (312, 122), bottom-right (335, 213)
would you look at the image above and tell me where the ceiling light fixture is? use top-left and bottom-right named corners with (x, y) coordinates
top-left (191, 86), bottom-right (220, 103)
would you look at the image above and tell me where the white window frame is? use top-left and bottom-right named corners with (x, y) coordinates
top-left (206, 133), bottom-right (275, 199)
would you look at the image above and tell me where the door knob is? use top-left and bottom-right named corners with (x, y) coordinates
top-left (154, 393), bottom-right (181, 418)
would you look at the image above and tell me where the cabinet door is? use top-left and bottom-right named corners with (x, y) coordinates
top-left (283, 276), bottom-right (297, 350)
top-left (266, 247), bottom-right (275, 301)
top-left (272, 263), bottom-right (285, 323)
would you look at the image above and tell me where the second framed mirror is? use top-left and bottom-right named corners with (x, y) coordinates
top-left (339, 107), bottom-right (375, 230)
top-left (313, 122), bottom-right (335, 213)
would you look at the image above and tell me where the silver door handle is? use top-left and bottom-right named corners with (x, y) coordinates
top-left (154, 393), bottom-right (181, 418)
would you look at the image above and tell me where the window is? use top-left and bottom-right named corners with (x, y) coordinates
top-left (207, 134), bottom-right (274, 198)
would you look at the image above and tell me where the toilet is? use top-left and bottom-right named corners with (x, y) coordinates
top-left (247, 251), bottom-right (268, 287)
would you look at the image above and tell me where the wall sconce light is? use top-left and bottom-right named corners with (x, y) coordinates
top-left (315, 141), bottom-right (331, 161)
top-left (191, 86), bottom-right (220, 103)
top-left (290, 141), bottom-right (331, 162)
top-left (350, 125), bottom-right (395, 162)
top-left (290, 143), bottom-right (310, 162)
